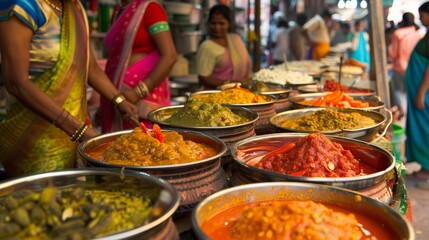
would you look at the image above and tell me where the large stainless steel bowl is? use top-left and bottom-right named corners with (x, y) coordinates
top-left (270, 108), bottom-right (387, 142)
top-left (190, 90), bottom-right (277, 134)
top-left (0, 168), bottom-right (180, 239)
top-left (192, 182), bottom-right (414, 240)
top-left (230, 133), bottom-right (395, 191)
top-left (148, 105), bottom-right (258, 148)
top-left (78, 130), bottom-right (228, 215)
top-left (297, 84), bottom-right (376, 96)
top-left (289, 92), bottom-right (385, 111)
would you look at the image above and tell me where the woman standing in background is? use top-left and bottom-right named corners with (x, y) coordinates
top-left (100, 0), bottom-right (177, 132)
top-left (196, 5), bottom-right (251, 89)
top-left (405, 1), bottom-right (429, 189)
top-left (348, 19), bottom-right (370, 71)
top-left (0, 0), bottom-right (137, 177)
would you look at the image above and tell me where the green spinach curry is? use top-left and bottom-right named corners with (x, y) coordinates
top-left (165, 99), bottom-right (250, 127)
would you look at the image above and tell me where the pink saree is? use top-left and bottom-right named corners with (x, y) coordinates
top-left (101, 0), bottom-right (170, 132)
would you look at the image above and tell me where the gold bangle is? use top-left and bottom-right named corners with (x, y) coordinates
top-left (137, 82), bottom-right (149, 98)
top-left (135, 85), bottom-right (144, 98)
top-left (70, 122), bottom-right (88, 141)
top-left (112, 94), bottom-right (126, 106)
top-left (74, 124), bottom-right (89, 142)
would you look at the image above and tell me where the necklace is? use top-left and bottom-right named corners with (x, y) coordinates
top-left (42, 0), bottom-right (62, 13)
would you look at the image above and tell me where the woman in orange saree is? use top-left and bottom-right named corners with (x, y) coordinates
top-left (0, 0), bottom-right (137, 177)
top-left (100, 0), bottom-right (177, 132)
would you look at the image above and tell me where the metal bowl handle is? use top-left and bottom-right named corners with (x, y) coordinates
top-left (373, 107), bottom-right (393, 143)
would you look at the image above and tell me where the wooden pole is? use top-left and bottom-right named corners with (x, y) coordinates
top-left (253, 0), bottom-right (261, 72)
top-left (369, 0), bottom-right (391, 107)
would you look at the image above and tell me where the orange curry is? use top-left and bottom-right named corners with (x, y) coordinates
top-left (201, 200), bottom-right (395, 240)
top-left (86, 128), bottom-right (217, 166)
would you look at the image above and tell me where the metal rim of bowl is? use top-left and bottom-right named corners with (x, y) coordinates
top-left (297, 85), bottom-right (375, 96)
top-left (191, 182), bottom-right (414, 240)
top-left (0, 168), bottom-right (180, 239)
top-left (269, 107), bottom-right (387, 135)
top-left (190, 90), bottom-right (278, 106)
top-left (148, 105), bottom-right (259, 130)
top-left (289, 92), bottom-right (385, 111)
top-left (78, 129), bottom-right (227, 170)
top-left (229, 132), bottom-right (395, 186)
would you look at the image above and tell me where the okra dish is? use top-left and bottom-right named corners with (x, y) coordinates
top-left (0, 185), bottom-right (155, 239)
top-left (86, 127), bottom-right (218, 166)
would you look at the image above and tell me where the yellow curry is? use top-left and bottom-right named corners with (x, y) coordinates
top-left (86, 128), bottom-right (217, 166)
top-left (194, 87), bottom-right (268, 104)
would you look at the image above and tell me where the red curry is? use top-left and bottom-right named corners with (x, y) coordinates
top-left (255, 133), bottom-right (377, 177)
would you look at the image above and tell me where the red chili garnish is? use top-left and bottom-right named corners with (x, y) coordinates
top-left (288, 169), bottom-right (308, 176)
top-left (152, 123), bottom-right (164, 143)
top-left (260, 143), bottom-right (296, 162)
top-left (254, 94), bottom-right (259, 103)
top-left (140, 122), bottom-right (151, 136)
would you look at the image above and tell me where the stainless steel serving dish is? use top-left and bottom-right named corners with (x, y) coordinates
top-left (191, 90), bottom-right (277, 134)
top-left (270, 108), bottom-right (387, 142)
top-left (0, 168), bottom-right (180, 240)
top-left (78, 130), bottom-right (228, 215)
top-left (192, 182), bottom-right (414, 240)
top-left (148, 105), bottom-right (258, 148)
top-left (230, 133), bottom-right (395, 191)
top-left (289, 92), bottom-right (385, 111)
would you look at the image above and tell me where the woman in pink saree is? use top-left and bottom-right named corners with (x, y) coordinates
top-left (197, 5), bottom-right (251, 89)
top-left (100, 0), bottom-right (177, 132)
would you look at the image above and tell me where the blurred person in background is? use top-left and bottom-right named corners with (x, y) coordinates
top-left (404, 1), bottom-right (429, 188)
top-left (303, 9), bottom-right (333, 60)
top-left (289, 13), bottom-right (308, 61)
top-left (272, 18), bottom-right (290, 64)
top-left (196, 5), bottom-right (251, 89)
top-left (0, 0), bottom-right (137, 177)
top-left (100, 0), bottom-right (177, 132)
top-left (331, 21), bottom-right (352, 47)
top-left (348, 19), bottom-right (370, 71)
top-left (388, 12), bottom-right (424, 120)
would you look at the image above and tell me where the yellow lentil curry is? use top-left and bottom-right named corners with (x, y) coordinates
top-left (194, 87), bottom-right (269, 104)
top-left (165, 99), bottom-right (250, 127)
top-left (87, 128), bottom-right (218, 166)
top-left (280, 109), bottom-right (377, 131)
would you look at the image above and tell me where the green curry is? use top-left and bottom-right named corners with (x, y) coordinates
top-left (165, 99), bottom-right (250, 127)
top-left (280, 109), bottom-right (377, 131)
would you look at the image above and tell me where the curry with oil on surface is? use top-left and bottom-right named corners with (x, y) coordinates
top-left (201, 200), bottom-right (396, 240)
top-left (86, 128), bottom-right (218, 166)
top-left (165, 99), bottom-right (250, 127)
top-left (280, 109), bottom-right (377, 132)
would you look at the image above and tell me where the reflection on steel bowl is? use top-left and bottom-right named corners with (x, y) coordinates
top-left (192, 182), bottom-right (414, 240)
top-left (270, 108), bottom-right (387, 142)
top-left (191, 90), bottom-right (277, 134)
top-left (148, 105), bottom-right (258, 148)
top-left (78, 130), bottom-right (228, 215)
top-left (289, 93), bottom-right (385, 111)
top-left (230, 133), bottom-right (395, 191)
top-left (0, 168), bottom-right (180, 239)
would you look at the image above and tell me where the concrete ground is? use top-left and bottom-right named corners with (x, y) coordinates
top-left (404, 174), bottom-right (429, 239)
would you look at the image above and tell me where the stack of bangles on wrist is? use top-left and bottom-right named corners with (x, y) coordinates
top-left (70, 122), bottom-right (88, 142)
top-left (52, 108), bottom-right (70, 128)
top-left (134, 82), bottom-right (149, 98)
top-left (112, 94), bottom-right (127, 107)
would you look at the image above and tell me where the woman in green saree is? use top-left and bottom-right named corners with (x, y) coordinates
top-left (0, 0), bottom-right (137, 177)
